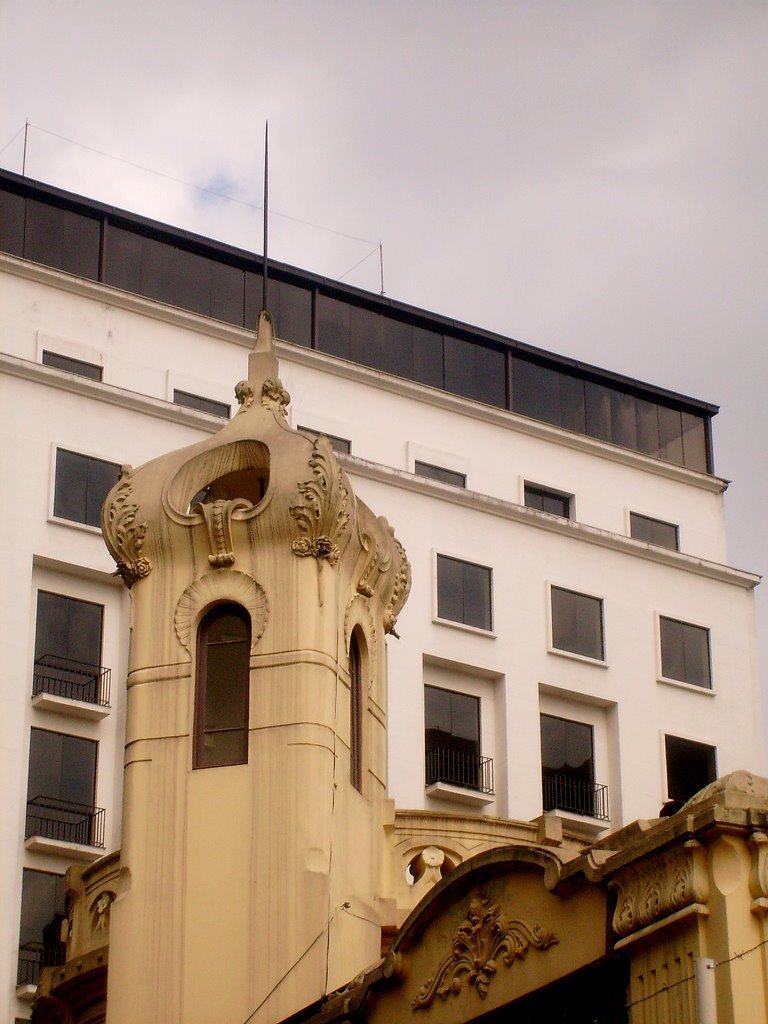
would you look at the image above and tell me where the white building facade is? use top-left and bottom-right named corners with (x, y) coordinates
top-left (0, 169), bottom-right (762, 1023)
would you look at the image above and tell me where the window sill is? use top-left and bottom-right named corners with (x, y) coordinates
top-left (432, 616), bottom-right (496, 639)
top-left (543, 809), bottom-right (610, 837)
top-left (48, 515), bottom-right (103, 535)
top-left (547, 646), bottom-right (608, 669)
top-left (425, 782), bottom-right (495, 807)
top-left (25, 835), bottom-right (104, 862)
top-left (657, 676), bottom-right (715, 697)
top-left (31, 692), bottom-right (110, 721)
top-left (16, 983), bottom-right (37, 1003)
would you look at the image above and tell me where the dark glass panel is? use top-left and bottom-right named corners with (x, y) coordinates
top-left (209, 259), bottom-right (246, 326)
top-left (665, 735), bottom-right (716, 803)
top-left (585, 381), bottom-right (612, 442)
top-left (349, 304), bottom-right (381, 368)
top-left (660, 616), bottom-right (711, 688)
top-left (511, 358), bottom-right (558, 424)
top-left (0, 188), bottom-right (25, 255)
top-left (104, 224), bottom-right (143, 293)
top-left (35, 592), bottom-right (102, 666)
top-left (84, 457), bottom-right (121, 528)
top-left (274, 279), bottom-right (312, 347)
top-left (297, 426), bottom-right (351, 454)
top-left (540, 714), bottom-right (594, 779)
top-left (681, 412), bottom-right (708, 472)
top-left (412, 327), bottom-right (444, 389)
top-left (27, 729), bottom-right (97, 806)
top-left (24, 200), bottom-right (100, 279)
top-left (53, 449), bottom-right (89, 523)
top-left (436, 554), bottom-right (465, 625)
top-left (316, 294), bottom-right (352, 360)
top-left (414, 462), bottom-right (466, 488)
top-left (19, 869), bottom-right (66, 948)
top-left (610, 391), bottom-right (638, 450)
top-left (195, 604), bottom-right (250, 768)
top-left (658, 405), bottom-right (684, 465)
top-left (437, 555), bottom-right (492, 630)
top-left (379, 316), bottom-right (415, 379)
top-left (551, 587), bottom-right (604, 660)
top-left (629, 512), bottom-right (679, 551)
top-left (425, 686), bottom-right (480, 750)
top-left (173, 389), bottom-right (230, 418)
top-left (42, 350), bottom-right (102, 381)
top-left (635, 398), bottom-right (661, 458)
top-left (349, 631), bottom-right (363, 791)
top-left (560, 374), bottom-right (587, 433)
top-left (524, 485), bottom-right (570, 519)
top-left (444, 335), bottom-right (506, 408)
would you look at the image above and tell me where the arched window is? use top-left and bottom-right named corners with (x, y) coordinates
top-left (194, 604), bottom-right (251, 769)
top-left (349, 629), bottom-right (364, 792)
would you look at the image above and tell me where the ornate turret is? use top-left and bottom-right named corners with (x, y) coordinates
top-left (96, 312), bottom-right (410, 1024)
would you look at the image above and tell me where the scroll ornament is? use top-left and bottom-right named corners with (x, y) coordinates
top-left (412, 897), bottom-right (558, 1010)
top-left (193, 497), bottom-right (253, 568)
top-left (103, 465), bottom-right (152, 589)
top-left (290, 439), bottom-right (350, 566)
top-left (384, 536), bottom-right (411, 635)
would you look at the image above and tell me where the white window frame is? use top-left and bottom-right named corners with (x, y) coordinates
top-left (626, 508), bottom-right (681, 551)
top-left (655, 611), bottom-right (715, 695)
top-left (546, 581), bottom-right (608, 667)
top-left (521, 477), bottom-right (575, 520)
top-left (408, 442), bottom-right (469, 485)
top-left (660, 729), bottom-right (718, 803)
top-left (48, 443), bottom-right (121, 536)
top-left (432, 549), bottom-right (496, 637)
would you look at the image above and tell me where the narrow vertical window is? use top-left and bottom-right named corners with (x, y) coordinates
top-left (349, 630), bottom-right (364, 792)
top-left (194, 604), bottom-right (251, 769)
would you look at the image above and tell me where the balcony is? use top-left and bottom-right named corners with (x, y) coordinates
top-left (25, 796), bottom-right (106, 859)
top-left (16, 940), bottom-right (66, 998)
top-left (425, 748), bottom-right (494, 807)
top-left (32, 654), bottom-right (111, 720)
top-left (542, 769), bottom-right (609, 822)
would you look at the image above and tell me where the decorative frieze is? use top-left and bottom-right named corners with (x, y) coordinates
top-left (412, 896), bottom-right (558, 1010)
top-left (290, 438), bottom-right (350, 565)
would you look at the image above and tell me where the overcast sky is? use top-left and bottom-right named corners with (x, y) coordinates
top-left (2, 1), bottom-right (767, 731)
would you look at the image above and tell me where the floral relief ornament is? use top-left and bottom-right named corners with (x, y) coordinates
top-left (103, 465), bottom-right (152, 589)
top-left (290, 438), bottom-right (350, 566)
top-left (412, 896), bottom-right (558, 1010)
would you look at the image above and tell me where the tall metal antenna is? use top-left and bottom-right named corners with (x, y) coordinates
top-left (262, 121), bottom-right (269, 313)
top-left (22, 119), bottom-right (30, 176)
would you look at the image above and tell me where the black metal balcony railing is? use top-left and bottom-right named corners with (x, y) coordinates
top-left (33, 654), bottom-right (111, 707)
top-left (17, 940), bottom-right (66, 987)
top-left (26, 796), bottom-right (106, 848)
top-left (542, 769), bottom-right (610, 821)
top-left (426, 747), bottom-right (494, 795)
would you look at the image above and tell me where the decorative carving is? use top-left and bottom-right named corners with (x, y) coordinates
top-left (290, 438), bottom-right (350, 566)
top-left (174, 571), bottom-right (268, 656)
top-left (261, 376), bottom-right (291, 417)
top-left (749, 830), bottom-right (768, 900)
top-left (356, 530), bottom-right (382, 598)
top-left (384, 535), bottom-right (411, 635)
top-left (103, 465), bottom-right (152, 588)
top-left (344, 596), bottom-right (376, 660)
top-left (193, 498), bottom-right (253, 567)
top-left (412, 896), bottom-right (558, 1010)
top-left (91, 891), bottom-right (114, 935)
top-left (610, 839), bottom-right (709, 939)
top-left (234, 380), bottom-right (255, 410)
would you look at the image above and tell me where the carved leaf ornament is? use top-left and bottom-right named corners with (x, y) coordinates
top-left (290, 439), bottom-right (349, 565)
top-left (412, 897), bottom-right (558, 1010)
top-left (103, 465), bottom-right (152, 589)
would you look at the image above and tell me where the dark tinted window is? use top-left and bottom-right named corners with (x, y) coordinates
top-left (660, 617), bottom-right (711, 688)
top-left (245, 274), bottom-right (313, 344)
top-left (18, 869), bottom-right (66, 986)
top-left (436, 555), bottom-right (492, 631)
top-left (173, 389), bottom-right (230, 418)
top-left (444, 335), bottom-right (506, 407)
top-left (42, 350), bottom-right (102, 381)
top-left (27, 728), bottom-right (97, 807)
top-left (194, 604), bottom-right (251, 768)
top-left (630, 512), bottom-right (679, 551)
top-left (551, 587), bottom-right (604, 660)
top-left (53, 449), bottom-right (121, 528)
top-left (24, 199), bottom-right (101, 279)
top-left (540, 714), bottom-right (601, 818)
top-left (665, 735), bottom-right (716, 803)
top-left (0, 188), bottom-right (25, 256)
top-left (349, 631), bottom-right (363, 792)
top-left (297, 425), bottom-right (351, 455)
top-left (316, 294), bottom-right (352, 360)
top-left (524, 484), bottom-right (570, 519)
top-left (414, 461), bottom-right (466, 488)
top-left (35, 591), bottom-right (102, 666)
top-left (412, 327), bottom-right (444, 389)
top-left (425, 686), bottom-right (484, 791)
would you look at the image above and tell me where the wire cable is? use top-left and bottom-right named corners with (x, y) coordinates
top-left (24, 123), bottom-right (379, 245)
top-left (0, 124), bottom-right (24, 159)
top-left (337, 244), bottom-right (381, 283)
